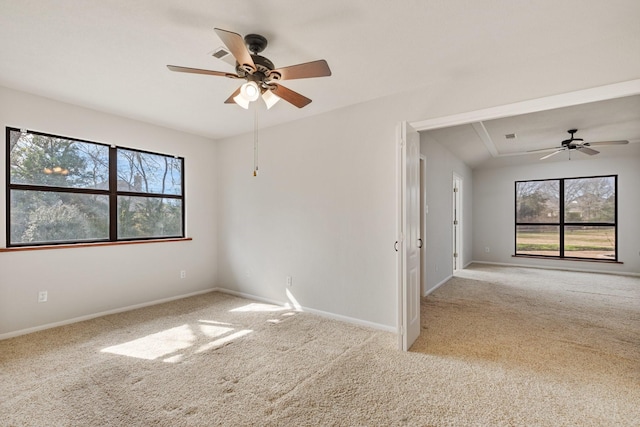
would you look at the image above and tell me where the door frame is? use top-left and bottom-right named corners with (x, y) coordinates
top-left (420, 155), bottom-right (427, 296)
top-left (452, 173), bottom-right (462, 273)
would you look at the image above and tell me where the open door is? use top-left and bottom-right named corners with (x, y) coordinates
top-left (397, 121), bottom-right (421, 351)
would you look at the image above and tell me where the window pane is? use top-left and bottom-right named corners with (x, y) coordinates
top-left (9, 129), bottom-right (109, 189)
top-left (564, 226), bottom-right (615, 259)
top-left (10, 190), bottom-right (109, 245)
top-left (117, 149), bottom-right (182, 195)
top-left (516, 225), bottom-right (560, 256)
top-left (117, 196), bottom-right (183, 239)
top-left (564, 177), bottom-right (615, 223)
top-left (516, 180), bottom-right (559, 223)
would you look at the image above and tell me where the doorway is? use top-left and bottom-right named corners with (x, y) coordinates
top-left (399, 79), bottom-right (640, 352)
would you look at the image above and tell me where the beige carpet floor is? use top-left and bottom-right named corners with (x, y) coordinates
top-left (1, 264), bottom-right (639, 426)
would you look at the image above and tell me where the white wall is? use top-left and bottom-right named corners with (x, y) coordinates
top-left (216, 102), bottom-right (401, 328)
top-left (0, 86), bottom-right (218, 337)
top-left (473, 155), bottom-right (640, 274)
top-left (420, 133), bottom-right (473, 294)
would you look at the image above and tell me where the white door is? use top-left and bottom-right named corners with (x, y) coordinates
top-left (397, 121), bottom-right (421, 351)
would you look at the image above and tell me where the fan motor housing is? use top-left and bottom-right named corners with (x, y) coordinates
top-left (235, 33), bottom-right (283, 82)
top-left (236, 55), bottom-right (280, 82)
top-left (236, 55), bottom-right (275, 80)
top-left (244, 34), bottom-right (268, 53)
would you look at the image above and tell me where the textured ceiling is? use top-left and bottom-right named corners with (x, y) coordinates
top-left (1, 1), bottom-right (639, 143)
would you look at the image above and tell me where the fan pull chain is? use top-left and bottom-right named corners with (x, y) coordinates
top-left (253, 105), bottom-right (259, 177)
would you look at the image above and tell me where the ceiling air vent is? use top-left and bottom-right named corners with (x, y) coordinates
top-left (210, 47), bottom-right (235, 66)
top-left (505, 133), bottom-right (517, 140)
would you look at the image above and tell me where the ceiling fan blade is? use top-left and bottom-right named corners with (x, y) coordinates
top-left (578, 146), bottom-right (600, 156)
top-left (527, 146), bottom-right (561, 153)
top-left (269, 59), bottom-right (332, 81)
top-left (167, 65), bottom-right (240, 79)
top-left (224, 87), bottom-right (241, 104)
top-left (269, 84), bottom-right (312, 108)
top-left (584, 140), bottom-right (629, 146)
top-left (540, 149), bottom-right (564, 160)
top-left (214, 28), bottom-right (256, 73)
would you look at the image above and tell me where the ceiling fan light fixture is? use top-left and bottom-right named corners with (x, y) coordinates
top-left (240, 81), bottom-right (260, 102)
top-left (233, 93), bottom-right (250, 109)
top-left (262, 89), bottom-right (280, 109)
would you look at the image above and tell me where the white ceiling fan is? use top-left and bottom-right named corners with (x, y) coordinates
top-left (529, 129), bottom-right (629, 160)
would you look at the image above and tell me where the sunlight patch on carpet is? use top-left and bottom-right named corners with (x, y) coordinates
top-left (196, 330), bottom-right (252, 353)
top-left (199, 323), bottom-right (234, 338)
top-left (230, 303), bottom-right (289, 313)
top-left (101, 324), bottom-right (196, 360)
top-left (101, 322), bottom-right (250, 361)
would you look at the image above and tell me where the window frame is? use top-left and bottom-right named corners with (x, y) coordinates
top-left (5, 127), bottom-right (185, 248)
top-left (514, 174), bottom-right (618, 262)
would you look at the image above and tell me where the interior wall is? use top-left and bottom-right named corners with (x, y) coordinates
top-left (216, 103), bottom-right (400, 329)
top-left (0, 86), bottom-right (218, 337)
top-left (473, 155), bottom-right (640, 274)
top-left (420, 133), bottom-right (473, 294)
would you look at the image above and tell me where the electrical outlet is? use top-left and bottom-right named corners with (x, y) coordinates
top-left (286, 276), bottom-right (293, 287)
top-left (180, 270), bottom-right (186, 279)
top-left (38, 291), bottom-right (48, 303)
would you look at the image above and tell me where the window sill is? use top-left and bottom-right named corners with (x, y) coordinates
top-left (512, 254), bottom-right (623, 264)
top-left (0, 237), bottom-right (192, 252)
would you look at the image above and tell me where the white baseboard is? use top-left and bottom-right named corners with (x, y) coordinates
top-left (423, 274), bottom-right (453, 297)
top-left (0, 288), bottom-right (218, 341)
top-left (469, 260), bottom-right (640, 277)
top-left (216, 287), bottom-right (396, 333)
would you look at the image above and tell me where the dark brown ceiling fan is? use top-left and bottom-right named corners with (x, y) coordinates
top-left (529, 129), bottom-right (629, 160)
top-left (167, 28), bottom-right (331, 109)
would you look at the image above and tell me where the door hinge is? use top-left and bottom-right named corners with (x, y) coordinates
top-left (453, 253), bottom-right (458, 258)
top-left (453, 220), bottom-right (458, 225)
top-left (453, 187), bottom-right (458, 193)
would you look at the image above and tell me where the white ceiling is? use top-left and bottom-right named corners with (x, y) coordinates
top-left (1, 1), bottom-right (639, 141)
top-left (423, 95), bottom-right (640, 169)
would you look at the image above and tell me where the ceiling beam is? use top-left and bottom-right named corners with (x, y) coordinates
top-left (410, 79), bottom-right (640, 132)
top-left (471, 122), bottom-right (498, 157)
